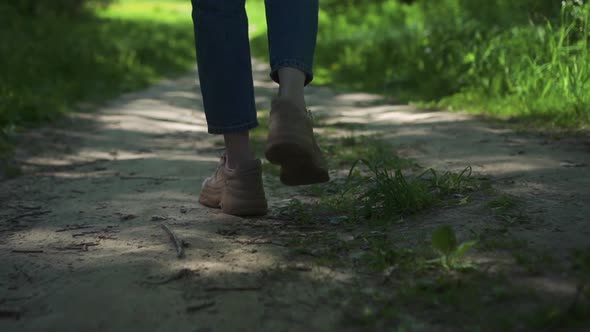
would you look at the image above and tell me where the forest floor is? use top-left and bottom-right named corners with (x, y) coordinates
top-left (1, 61), bottom-right (590, 332)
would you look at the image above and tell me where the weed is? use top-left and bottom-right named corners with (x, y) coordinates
top-left (419, 166), bottom-right (475, 196)
top-left (339, 159), bottom-right (475, 223)
top-left (486, 195), bottom-right (518, 213)
top-left (430, 225), bottom-right (477, 270)
top-left (275, 199), bottom-right (313, 224)
top-left (485, 194), bottom-right (532, 225)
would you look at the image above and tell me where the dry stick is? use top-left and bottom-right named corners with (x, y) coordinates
top-left (161, 223), bottom-right (184, 258)
top-left (11, 250), bottom-right (44, 254)
top-left (5, 210), bottom-right (50, 223)
top-left (233, 239), bottom-right (286, 247)
top-left (57, 242), bottom-right (99, 251)
top-left (6, 204), bottom-right (41, 210)
top-left (55, 225), bottom-right (94, 232)
top-left (120, 176), bottom-right (179, 181)
top-left (186, 301), bottom-right (215, 313)
top-left (143, 268), bottom-right (198, 285)
top-left (72, 231), bottom-right (100, 237)
top-left (204, 286), bottom-right (261, 292)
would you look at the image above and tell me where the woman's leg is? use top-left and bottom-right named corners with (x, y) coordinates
top-left (265, 0), bottom-right (319, 110)
top-left (264, 0), bottom-right (329, 186)
top-left (192, 0), bottom-right (267, 217)
top-left (192, 0), bottom-right (256, 168)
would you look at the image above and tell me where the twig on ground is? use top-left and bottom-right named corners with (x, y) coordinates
top-left (233, 238), bottom-right (286, 247)
top-left (11, 250), bottom-right (44, 254)
top-left (144, 268), bottom-right (199, 285)
top-left (72, 231), bottom-right (100, 237)
top-left (151, 215), bottom-right (172, 222)
top-left (55, 224), bottom-right (94, 232)
top-left (119, 176), bottom-right (179, 181)
top-left (204, 286), bottom-right (261, 292)
top-left (6, 204), bottom-right (41, 211)
top-left (186, 301), bottom-right (215, 313)
top-left (5, 210), bottom-right (50, 223)
top-left (161, 223), bottom-right (185, 258)
top-left (98, 234), bottom-right (118, 240)
top-left (57, 242), bottom-right (98, 251)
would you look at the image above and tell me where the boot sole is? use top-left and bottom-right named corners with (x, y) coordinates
top-left (265, 140), bottom-right (329, 186)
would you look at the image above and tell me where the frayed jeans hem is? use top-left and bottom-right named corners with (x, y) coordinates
top-left (207, 120), bottom-right (259, 134)
top-left (270, 59), bottom-right (314, 86)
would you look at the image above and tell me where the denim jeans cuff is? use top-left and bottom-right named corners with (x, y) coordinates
top-left (207, 120), bottom-right (259, 134)
top-left (270, 59), bottom-right (314, 86)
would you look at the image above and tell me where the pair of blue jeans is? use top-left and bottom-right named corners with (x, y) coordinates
top-left (191, 0), bottom-right (319, 134)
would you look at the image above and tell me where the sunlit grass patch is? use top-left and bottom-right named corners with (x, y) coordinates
top-left (249, 0), bottom-right (590, 129)
top-left (0, 0), bottom-right (196, 153)
top-left (96, 0), bottom-right (192, 23)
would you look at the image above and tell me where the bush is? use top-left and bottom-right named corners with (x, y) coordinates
top-left (0, 2), bottom-right (195, 131)
top-left (252, 0), bottom-right (590, 127)
top-left (3, 0), bottom-right (112, 17)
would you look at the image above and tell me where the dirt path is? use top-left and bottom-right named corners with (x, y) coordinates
top-left (1, 60), bottom-right (589, 332)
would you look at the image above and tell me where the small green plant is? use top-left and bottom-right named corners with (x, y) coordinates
top-left (275, 199), bottom-right (313, 224)
top-left (431, 225), bottom-right (477, 270)
top-left (486, 194), bottom-right (531, 225)
top-left (348, 159), bottom-right (434, 221)
top-left (486, 195), bottom-right (518, 213)
top-left (419, 166), bottom-right (474, 196)
top-left (340, 159), bottom-right (475, 223)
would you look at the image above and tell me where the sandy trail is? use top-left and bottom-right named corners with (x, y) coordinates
top-left (1, 60), bottom-right (589, 332)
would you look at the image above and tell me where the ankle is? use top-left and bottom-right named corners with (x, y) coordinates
top-left (277, 93), bottom-right (307, 111)
top-left (223, 131), bottom-right (255, 169)
top-left (225, 153), bottom-right (255, 169)
top-left (278, 67), bottom-right (307, 111)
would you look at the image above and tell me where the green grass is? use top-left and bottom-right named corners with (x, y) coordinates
top-left (0, 0), bottom-right (269, 155)
top-left (247, 0), bottom-right (590, 129)
top-left (0, 0), bottom-right (196, 154)
top-left (3, 0), bottom-right (589, 156)
top-left (6, 0), bottom-right (587, 156)
top-left (331, 160), bottom-right (476, 223)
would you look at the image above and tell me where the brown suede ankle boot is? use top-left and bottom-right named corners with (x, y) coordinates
top-left (265, 97), bottom-right (329, 186)
top-left (199, 155), bottom-right (268, 216)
